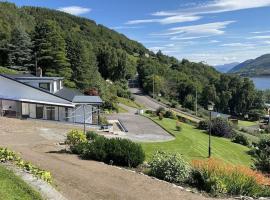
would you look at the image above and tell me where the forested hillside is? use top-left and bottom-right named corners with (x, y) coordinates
top-left (0, 2), bottom-right (264, 117)
top-left (229, 54), bottom-right (270, 76)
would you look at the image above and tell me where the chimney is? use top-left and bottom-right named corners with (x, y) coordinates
top-left (36, 67), bottom-right (42, 77)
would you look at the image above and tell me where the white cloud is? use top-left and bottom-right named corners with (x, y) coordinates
top-left (112, 26), bottom-right (142, 30)
top-left (132, 0), bottom-right (270, 26)
top-left (221, 43), bottom-right (254, 47)
top-left (152, 0), bottom-right (270, 16)
top-left (154, 21), bottom-right (235, 40)
top-left (249, 35), bottom-right (270, 39)
top-left (252, 30), bottom-right (270, 34)
top-left (58, 6), bottom-right (91, 16)
top-left (126, 15), bottom-right (201, 25)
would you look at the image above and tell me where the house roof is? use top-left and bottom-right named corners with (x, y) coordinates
top-left (0, 73), bottom-right (103, 105)
top-left (55, 87), bottom-right (82, 102)
top-left (72, 96), bottom-right (103, 104)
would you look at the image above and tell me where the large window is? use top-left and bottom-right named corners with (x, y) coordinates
top-left (39, 83), bottom-right (50, 91)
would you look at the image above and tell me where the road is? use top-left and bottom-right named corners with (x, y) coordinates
top-left (0, 117), bottom-right (231, 200)
top-left (130, 88), bottom-right (202, 123)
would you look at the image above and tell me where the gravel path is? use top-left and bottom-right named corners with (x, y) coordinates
top-left (0, 117), bottom-right (232, 200)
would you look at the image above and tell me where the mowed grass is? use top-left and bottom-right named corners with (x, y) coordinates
top-left (0, 165), bottom-right (43, 200)
top-left (117, 97), bottom-right (144, 109)
top-left (141, 115), bottom-right (253, 167)
top-left (238, 120), bottom-right (258, 127)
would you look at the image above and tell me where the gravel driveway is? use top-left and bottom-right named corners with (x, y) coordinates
top-left (0, 117), bottom-right (231, 200)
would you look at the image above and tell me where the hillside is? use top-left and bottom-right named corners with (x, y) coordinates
top-left (0, 2), bottom-right (263, 116)
top-left (215, 62), bottom-right (239, 73)
top-left (229, 54), bottom-right (270, 76)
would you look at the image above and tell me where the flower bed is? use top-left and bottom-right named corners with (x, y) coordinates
top-left (191, 159), bottom-right (270, 197)
top-left (0, 147), bottom-right (52, 183)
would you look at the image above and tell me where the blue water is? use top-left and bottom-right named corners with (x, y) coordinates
top-left (250, 77), bottom-right (270, 90)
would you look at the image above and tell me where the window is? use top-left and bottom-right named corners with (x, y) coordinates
top-left (57, 80), bottom-right (60, 90)
top-left (39, 83), bottom-right (50, 91)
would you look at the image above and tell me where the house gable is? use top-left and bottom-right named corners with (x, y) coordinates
top-left (0, 75), bottom-right (74, 107)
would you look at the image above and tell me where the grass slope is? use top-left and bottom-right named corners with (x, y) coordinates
top-left (238, 120), bottom-right (258, 127)
top-left (0, 66), bottom-right (18, 75)
top-left (117, 97), bottom-right (144, 109)
top-left (141, 115), bottom-right (253, 166)
top-left (0, 165), bottom-right (43, 200)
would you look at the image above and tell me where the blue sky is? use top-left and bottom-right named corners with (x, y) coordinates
top-left (6, 0), bottom-right (270, 65)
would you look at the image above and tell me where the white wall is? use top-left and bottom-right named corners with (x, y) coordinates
top-left (0, 76), bottom-right (73, 107)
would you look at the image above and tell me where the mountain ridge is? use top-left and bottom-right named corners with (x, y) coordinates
top-left (229, 54), bottom-right (270, 76)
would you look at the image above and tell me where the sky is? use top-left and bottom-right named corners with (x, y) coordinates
top-left (6, 0), bottom-right (270, 65)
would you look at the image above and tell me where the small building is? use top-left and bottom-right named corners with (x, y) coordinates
top-left (0, 73), bottom-right (102, 125)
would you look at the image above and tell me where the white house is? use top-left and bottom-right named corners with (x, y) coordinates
top-left (0, 73), bottom-right (102, 125)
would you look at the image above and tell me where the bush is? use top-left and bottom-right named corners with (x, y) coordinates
top-left (105, 138), bottom-right (145, 167)
top-left (149, 151), bottom-right (191, 184)
top-left (81, 136), bottom-right (108, 161)
top-left (254, 138), bottom-right (270, 173)
top-left (232, 134), bottom-right (250, 146)
top-left (86, 131), bottom-right (99, 140)
top-left (191, 159), bottom-right (270, 197)
top-left (65, 130), bottom-right (87, 153)
top-left (198, 120), bottom-right (209, 130)
top-left (176, 121), bottom-right (182, 131)
top-left (158, 113), bottom-right (164, 120)
top-left (78, 135), bottom-right (145, 168)
top-left (248, 109), bottom-right (264, 121)
top-left (210, 118), bottom-right (233, 138)
top-left (156, 106), bottom-right (165, 116)
top-left (145, 110), bottom-right (155, 115)
top-left (164, 110), bottom-right (176, 119)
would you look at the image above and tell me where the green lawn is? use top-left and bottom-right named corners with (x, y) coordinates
top-left (238, 120), bottom-right (258, 127)
top-left (0, 165), bottom-right (43, 200)
top-left (141, 115), bottom-right (253, 166)
top-left (117, 97), bottom-right (144, 109)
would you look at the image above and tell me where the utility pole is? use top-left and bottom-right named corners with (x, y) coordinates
top-left (195, 88), bottom-right (198, 116)
top-left (34, 52), bottom-right (37, 75)
top-left (83, 104), bottom-right (86, 134)
top-left (152, 75), bottom-right (155, 98)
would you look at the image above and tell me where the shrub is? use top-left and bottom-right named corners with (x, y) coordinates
top-left (80, 135), bottom-right (145, 168)
top-left (232, 133), bottom-right (250, 146)
top-left (149, 151), bottom-right (191, 184)
top-left (158, 113), bottom-right (164, 120)
top-left (105, 138), bottom-right (145, 167)
top-left (86, 131), bottom-right (99, 140)
top-left (254, 138), bottom-right (270, 173)
top-left (164, 110), bottom-right (176, 119)
top-left (176, 121), bottom-right (182, 131)
top-left (156, 106), bottom-right (165, 116)
top-left (210, 118), bottom-right (233, 138)
top-left (145, 110), bottom-right (155, 115)
top-left (248, 109), bottom-right (264, 121)
top-left (191, 159), bottom-right (270, 197)
top-left (81, 136), bottom-right (108, 161)
top-left (198, 120), bottom-right (209, 130)
top-left (65, 130), bottom-right (87, 153)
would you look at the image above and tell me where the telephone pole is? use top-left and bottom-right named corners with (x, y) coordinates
top-left (152, 75), bottom-right (155, 98)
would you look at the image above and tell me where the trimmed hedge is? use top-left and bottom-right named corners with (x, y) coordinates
top-left (66, 130), bottom-right (145, 168)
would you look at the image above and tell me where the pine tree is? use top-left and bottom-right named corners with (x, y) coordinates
top-left (7, 26), bottom-right (32, 68)
top-left (66, 34), bottom-right (101, 89)
top-left (33, 20), bottom-right (71, 82)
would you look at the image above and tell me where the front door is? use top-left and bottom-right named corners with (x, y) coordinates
top-left (46, 106), bottom-right (55, 120)
top-left (36, 105), bottom-right (44, 119)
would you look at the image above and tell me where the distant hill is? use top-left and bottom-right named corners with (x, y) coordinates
top-left (229, 54), bottom-right (270, 76)
top-left (215, 62), bottom-right (239, 73)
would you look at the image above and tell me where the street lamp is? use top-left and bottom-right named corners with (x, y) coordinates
top-left (207, 102), bottom-right (215, 158)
